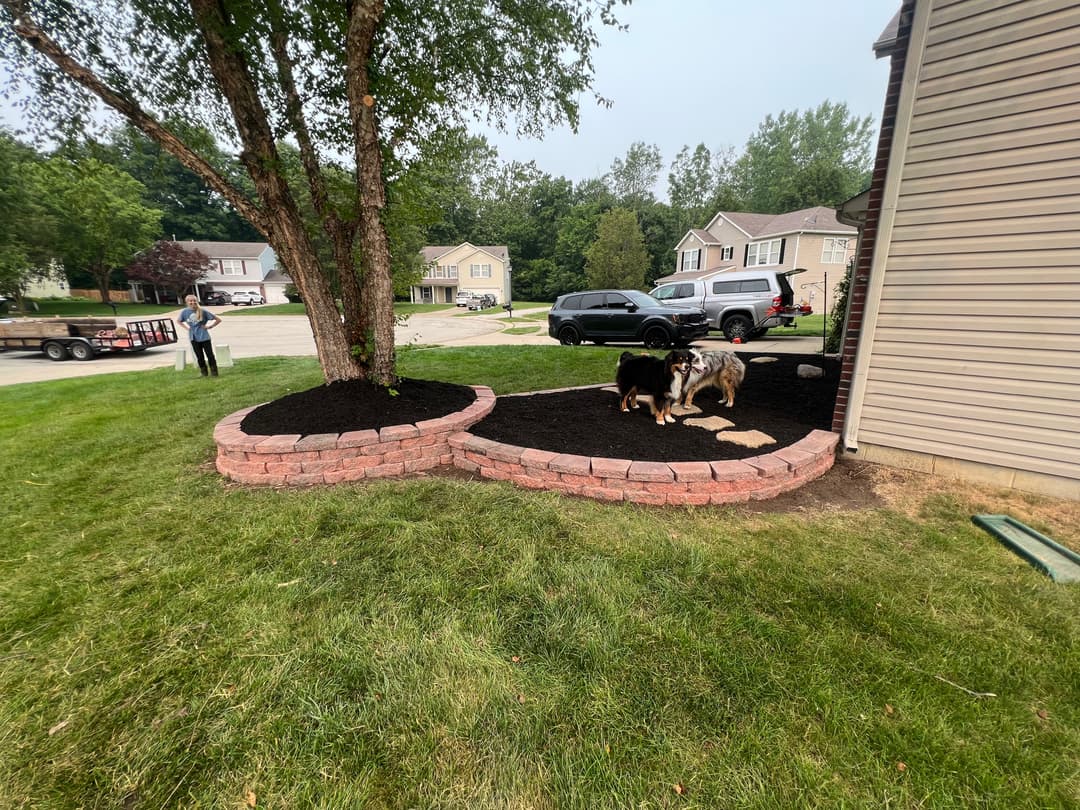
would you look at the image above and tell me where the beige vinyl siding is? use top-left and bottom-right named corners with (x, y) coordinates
top-left (859, 0), bottom-right (1080, 486)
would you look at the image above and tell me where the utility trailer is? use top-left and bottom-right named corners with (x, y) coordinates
top-left (0, 317), bottom-right (178, 361)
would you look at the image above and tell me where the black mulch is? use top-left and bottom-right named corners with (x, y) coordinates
top-left (240, 353), bottom-right (840, 463)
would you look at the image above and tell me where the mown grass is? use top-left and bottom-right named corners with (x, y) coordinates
top-left (1, 351), bottom-right (1078, 809)
top-left (7, 299), bottom-right (178, 317)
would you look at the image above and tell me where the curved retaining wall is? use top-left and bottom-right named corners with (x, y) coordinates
top-left (213, 385), bottom-right (839, 504)
top-left (214, 386), bottom-right (496, 486)
top-left (450, 429), bottom-right (839, 506)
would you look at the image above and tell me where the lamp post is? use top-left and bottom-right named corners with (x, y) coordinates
top-left (504, 266), bottom-right (513, 319)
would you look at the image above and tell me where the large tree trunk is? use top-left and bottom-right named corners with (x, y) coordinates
top-left (93, 266), bottom-right (111, 304)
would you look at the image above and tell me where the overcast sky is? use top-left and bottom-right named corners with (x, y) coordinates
top-left (1, 0), bottom-right (900, 191)
top-left (478, 0), bottom-right (901, 186)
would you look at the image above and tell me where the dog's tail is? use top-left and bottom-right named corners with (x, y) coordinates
top-left (728, 354), bottom-right (747, 386)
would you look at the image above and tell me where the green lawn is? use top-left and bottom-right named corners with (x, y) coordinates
top-left (1, 350), bottom-right (1078, 808)
top-left (7, 299), bottom-right (178, 317)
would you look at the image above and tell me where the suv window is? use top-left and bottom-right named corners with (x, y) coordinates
top-left (560, 295), bottom-right (582, 310)
top-left (604, 293), bottom-right (633, 310)
top-left (579, 293), bottom-right (605, 310)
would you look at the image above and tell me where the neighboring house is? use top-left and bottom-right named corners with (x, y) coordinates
top-left (128, 240), bottom-right (288, 303)
top-left (670, 207), bottom-right (858, 311)
top-left (833, 0), bottom-right (1080, 501)
top-left (414, 243), bottom-right (511, 305)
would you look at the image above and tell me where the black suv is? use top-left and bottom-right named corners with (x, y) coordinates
top-left (547, 289), bottom-right (709, 348)
top-left (201, 291), bottom-right (231, 306)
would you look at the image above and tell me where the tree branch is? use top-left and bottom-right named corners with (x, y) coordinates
top-left (3, 1), bottom-right (269, 235)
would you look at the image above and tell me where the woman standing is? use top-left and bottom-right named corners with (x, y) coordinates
top-left (177, 294), bottom-right (222, 376)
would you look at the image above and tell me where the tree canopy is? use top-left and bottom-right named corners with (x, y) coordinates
top-left (1, 0), bottom-right (629, 384)
top-left (584, 208), bottom-right (648, 291)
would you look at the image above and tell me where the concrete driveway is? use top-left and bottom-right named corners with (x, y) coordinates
top-left (0, 307), bottom-right (826, 386)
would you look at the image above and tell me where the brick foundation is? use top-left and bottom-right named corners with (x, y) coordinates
top-left (213, 385), bottom-right (839, 504)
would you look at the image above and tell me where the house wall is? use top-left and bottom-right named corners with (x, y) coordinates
top-left (425, 245), bottom-right (507, 303)
top-left (841, 0), bottom-right (1080, 500)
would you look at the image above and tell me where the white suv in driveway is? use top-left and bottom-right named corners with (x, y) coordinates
top-left (230, 291), bottom-right (265, 306)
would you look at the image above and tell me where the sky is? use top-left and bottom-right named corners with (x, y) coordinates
top-left (477, 0), bottom-right (901, 186)
top-left (1, 0), bottom-right (901, 191)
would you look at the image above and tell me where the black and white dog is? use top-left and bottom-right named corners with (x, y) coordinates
top-left (681, 348), bottom-right (746, 409)
top-left (616, 349), bottom-right (694, 426)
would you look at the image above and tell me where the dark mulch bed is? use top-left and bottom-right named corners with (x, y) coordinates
top-left (240, 353), bottom-right (840, 464)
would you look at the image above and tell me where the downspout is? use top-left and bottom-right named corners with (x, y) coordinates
top-left (843, 0), bottom-right (931, 452)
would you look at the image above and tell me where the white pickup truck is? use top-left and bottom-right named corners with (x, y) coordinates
top-left (650, 268), bottom-right (809, 342)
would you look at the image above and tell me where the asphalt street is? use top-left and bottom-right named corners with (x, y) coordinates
top-left (0, 306), bottom-right (827, 386)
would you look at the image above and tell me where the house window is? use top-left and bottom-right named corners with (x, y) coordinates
top-left (821, 238), bottom-right (850, 264)
top-left (220, 259), bottom-right (244, 275)
top-left (721, 246), bottom-right (734, 261)
top-left (470, 263), bottom-right (492, 278)
top-left (680, 249), bottom-right (701, 271)
top-left (444, 264), bottom-right (457, 278)
top-left (746, 239), bottom-right (782, 266)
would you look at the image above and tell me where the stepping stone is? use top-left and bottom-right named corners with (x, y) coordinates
top-left (716, 429), bottom-right (776, 448)
top-left (749, 356), bottom-right (778, 364)
top-left (684, 415), bottom-right (734, 431)
top-left (671, 403), bottom-right (703, 416)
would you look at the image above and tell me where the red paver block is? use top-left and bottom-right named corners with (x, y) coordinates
top-left (743, 454), bottom-right (792, 479)
top-left (380, 424), bottom-right (420, 442)
top-left (401, 434), bottom-right (438, 450)
top-left (709, 490), bottom-right (752, 504)
top-left (319, 447), bottom-right (363, 461)
top-left (301, 459), bottom-right (343, 474)
top-left (608, 478), bottom-right (643, 491)
top-left (464, 450), bottom-right (494, 467)
top-left (709, 460), bottom-right (759, 481)
top-left (340, 454), bottom-right (384, 470)
top-left (670, 492), bottom-right (713, 506)
top-left (550, 454), bottom-right (591, 476)
top-left (792, 429), bottom-right (840, 456)
top-left (265, 461), bottom-right (304, 475)
top-left (522, 467), bottom-right (562, 483)
top-left (415, 416), bottom-right (458, 436)
top-left (520, 448), bottom-right (558, 469)
top-left (220, 459), bottom-right (269, 477)
top-left (254, 434), bottom-right (303, 453)
top-left (487, 442), bottom-right (526, 465)
top-left (511, 474), bottom-right (550, 490)
top-left (421, 443), bottom-right (450, 459)
top-left (668, 461), bottom-right (714, 483)
top-left (460, 435), bottom-right (500, 454)
top-left (295, 433), bottom-right (340, 452)
top-left (455, 457), bottom-right (481, 474)
top-left (626, 490), bottom-right (668, 505)
top-left (480, 466), bottom-right (512, 481)
top-left (382, 448), bottom-right (422, 465)
top-left (404, 457), bottom-right (442, 473)
top-left (582, 486), bottom-right (625, 502)
top-left (627, 461), bottom-right (674, 482)
top-left (643, 481), bottom-right (689, 495)
top-left (773, 447), bottom-right (816, 474)
top-left (560, 472), bottom-right (604, 489)
top-left (593, 457), bottom-right (633, 479)
top-left (367, 462), bottom-right (405, 479)
top-left (362, 440), bottom-right (399, 456)
top-left (323, 467), bottom-right (371, 484)
top-left (338, 429), bottom-right (380, 448)
top-left (285, 472), bottom-right (326, 486)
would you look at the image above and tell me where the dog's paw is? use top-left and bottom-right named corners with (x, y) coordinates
top-left (665, 415), bottom-right (676, 423)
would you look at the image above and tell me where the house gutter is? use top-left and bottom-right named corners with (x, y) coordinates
top-left (843, 0), bottom-right (931, 452)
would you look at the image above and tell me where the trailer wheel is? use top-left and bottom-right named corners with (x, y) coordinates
top-left (43, 341), bottom-right (69, 361)
top-left (69, 341), bottom-right (95, 361)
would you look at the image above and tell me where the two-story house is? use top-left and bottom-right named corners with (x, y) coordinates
top-left (669, 206), bottom-right (858, 311)
top-left (129, 240), bottom-right (289, 304)
top-left (413, 243), bottom-right (511, 305)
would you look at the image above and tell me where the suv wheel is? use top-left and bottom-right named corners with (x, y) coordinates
top-left (643, 325), bottom-right (671, 349)
top-left (722, 314), bottom-right (753, 342)
top-left (558, 325), bottom-right (582, 345)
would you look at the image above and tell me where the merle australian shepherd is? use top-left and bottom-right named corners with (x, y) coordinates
top-left (681, 348), bottom-right (746, 409)
top-left (616, 349), bottom-right (694, 426)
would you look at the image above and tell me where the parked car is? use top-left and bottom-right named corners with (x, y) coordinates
top-left (649, 268), bottom-right (806, 342)
top-left (455, 290), bottom-right (477, 307)
top-left (230, 291), bottom-right (265, 306)
top-left (547, 289), bottom-right (709, 348)
top-left (467, 293), bottom-right (497, 310)
top-left (201, 290), bottom-right (231, 306)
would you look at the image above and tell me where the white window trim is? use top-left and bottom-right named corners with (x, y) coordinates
top-left (747, 239), bottom-right (782, 266)
top-left (220, 259), bottom-right (244, 276)
top-left (821, 237), bottom-right (850, 264)
top-left (470, 263), bottom-right (492, 278)
top-left (721, 245), bottom-right (734, 261)
top-left (680, 249), bottom-right (700, 271)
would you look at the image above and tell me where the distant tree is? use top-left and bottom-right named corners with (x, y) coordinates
top-left (667, 144), bottom-right (715, 223)
top-left (0, 131), bottom-right (61, 311)
top-left (605, 142), bottom-right (662, 204)
top-left (585, 208), bottom-right (649, 290)
top-left (126, 240), bottom-right (213, 303)
top-left (39, 157), bottom-right (161, 303)
top-left (734, 101), bottom-right (874, 213)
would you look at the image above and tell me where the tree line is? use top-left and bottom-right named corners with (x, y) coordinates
top-left (1, 99), bottom-right (873, 310)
